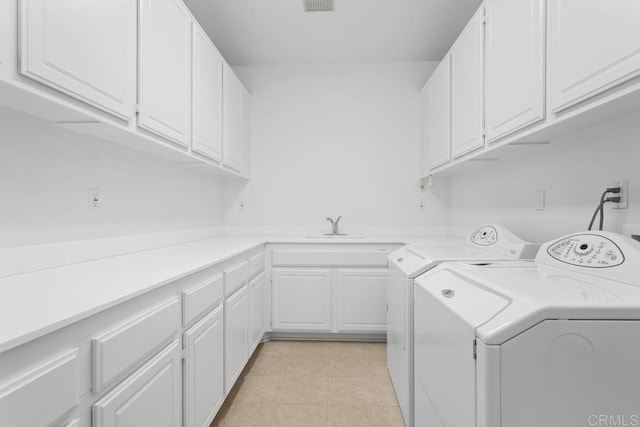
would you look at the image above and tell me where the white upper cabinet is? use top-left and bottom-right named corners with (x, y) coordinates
top-left (20, 0), bottom-right (136, 120)
top-left (549, 0), bottom-right (640, 112)
top-left (192, 23), bottom-right (224, 161)
top-left (223, 65), bottom-right (250, 175)
top-left (451, 8), bottom-right (485, 158)
top-left (484, 0), bottom-right (545, 142)
top-left (421, 55), bottom-right (451, 175)
top-left (138, 0), bottom-right (192, 146)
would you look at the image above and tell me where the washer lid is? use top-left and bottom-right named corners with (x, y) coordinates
top-left (420, 261), bottom-right (640, 345)
top-left (389, 243), bottom-right (523, 279)
top-left (388, 225), bottom-right (539, 278)
top-left (415, 268), bottom-right (510, 330)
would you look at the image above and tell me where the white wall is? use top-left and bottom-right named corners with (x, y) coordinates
top-left (224, 62), bottom-right (449, 235)
top-left (445, 110), bottom-right (640, 243)
top-left (0, 107), bottom-right (224, 248)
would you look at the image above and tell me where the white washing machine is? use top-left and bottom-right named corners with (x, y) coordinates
top-left (386, 226), bottom-right (539, 427)
top-left (414, 231), bottom-right (640, 427)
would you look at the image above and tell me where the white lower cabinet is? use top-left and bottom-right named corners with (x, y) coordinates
top-left (224, 285), bottom-right (249, 394)
top-left (183, 305), bottom-right (224, 427)
top-left (249, 272), bottom-right (268, 352)
top-left (92, 340), bottom-right (182, 427)
top-left (0, 349), bottom-right (78, 427)
top-left (336, 269), bottom-right (388, 333)
top-left (272, 269), bottom-right (333, 332)
top-left (270, 244), bottom-right (400, 334)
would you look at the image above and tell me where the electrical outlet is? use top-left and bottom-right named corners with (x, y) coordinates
top-left (88, 187), bottom-right (100, 211)
top-left (418, 200), bottom-right (426, 213)
top-left (611, 180), bottom-right (629, 209)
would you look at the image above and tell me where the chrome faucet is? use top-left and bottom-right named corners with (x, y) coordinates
top-left (326, 216), bottom-right (343, 235)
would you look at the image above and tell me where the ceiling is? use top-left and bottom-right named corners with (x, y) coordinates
top-left (183, 0), bottom-right (484, 66)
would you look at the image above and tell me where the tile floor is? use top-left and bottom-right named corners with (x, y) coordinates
top-left (212, 340), bottom-right (405, 427)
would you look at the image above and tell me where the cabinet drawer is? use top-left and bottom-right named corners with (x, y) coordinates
top-left (0, 349), bottom-right (78, 427)
top-left (92, 297), bottom-right (180, 392)
top-left (224, 260), bottom-right (249, 297)
top-left (271, 250), bottom-right (390, 267)
top-left (182, 273), bottom-right (224, 327)
top-left (248, 252), bottom-right (266, 279)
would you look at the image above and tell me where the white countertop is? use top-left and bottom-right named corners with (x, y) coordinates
top-left (0, 234), bottom-right (449, 354)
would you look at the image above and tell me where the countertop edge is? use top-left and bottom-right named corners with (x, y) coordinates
top-left (0, 234), bottom-right (444, 354)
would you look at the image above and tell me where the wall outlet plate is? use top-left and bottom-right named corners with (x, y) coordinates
top-left (88, 187), bottom-right (100, 211)
top-left (611, 180), bottom-right (628, 209)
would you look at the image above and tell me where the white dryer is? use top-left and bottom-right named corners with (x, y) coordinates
top-left (414, 231), bottom-right (640, 427)
top-left (386, 226), bottom-right (539, 427)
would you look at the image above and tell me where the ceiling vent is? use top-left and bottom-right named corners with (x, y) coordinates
top-left (304, 0), bottom-right (334, 12)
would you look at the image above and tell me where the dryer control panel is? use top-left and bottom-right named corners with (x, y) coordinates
top-left (547, 234), bottom-right (624, 268)
top-left (466, 225), bottom-right (540, 259)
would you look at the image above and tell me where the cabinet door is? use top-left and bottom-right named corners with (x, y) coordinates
top-left (336, 269), bottom-right (388, 333)
top-left (223, 65), bottom-right (248, 173)
top-left (138, 0), bottom-right (191, 146)
top-left (549, 0), bottom-right (640, 112)
top-left (184, 305), bottom-right (224, 427)
top-left (271, 269), bottom-right (332, 332)
top-left (485, 0), bottom-right (545, 142)
top-left (224, 285), bottom-right (249, 394)
top-left (93, 340), bottom-right (182, 427)
top-left (240, 84), bottom-right (251, 177)
top-left (192, 23), bottom-right (223, 161)
top-left (421, 56), bottom-right (451, 174)
top-left (451, 8), bottom-right (485, 158)
top-left (20, 0), bottom-right (136, 120)
top-left (249, 273), bottom-right (267, 352)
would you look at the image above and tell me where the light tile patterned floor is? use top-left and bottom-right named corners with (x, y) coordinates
top-left (212, 341), bottom-right (405, 427)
